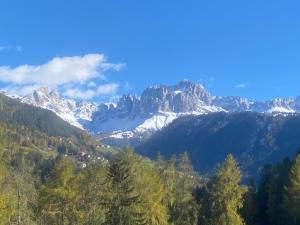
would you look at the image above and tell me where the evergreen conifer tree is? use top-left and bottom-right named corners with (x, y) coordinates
top-left (104, 150), bottom-right (145, 225)
top-left (284, 154), bottom-right (300, 224)
top-left (208, 154), bottom-right (246, 225)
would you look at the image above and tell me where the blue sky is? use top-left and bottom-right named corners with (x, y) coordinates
top-left (0, 0), bottom-right (300, 101)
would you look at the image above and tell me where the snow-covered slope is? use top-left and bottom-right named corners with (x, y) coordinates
top-left (21, 88), bottom-right (98, 129)
top-left (13, 80), bottom-right (300, 147)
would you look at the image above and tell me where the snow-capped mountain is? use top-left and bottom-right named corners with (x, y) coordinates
top-left (87, 80), bottom-right (223, 146)
top-left (212, 96), bottom-right (297, 113)
top-left (13, 80), bottom-right (300, 147)
top-left (89, 80), bottom-right (222, 132)
top-left (21, 87), bottom-right (98, 129)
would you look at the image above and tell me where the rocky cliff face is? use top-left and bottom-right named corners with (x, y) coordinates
top-left (139, 80), bottom-right (214, 113)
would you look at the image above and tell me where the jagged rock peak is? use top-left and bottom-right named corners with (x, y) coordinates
top-left (21, 87), bottom-right (99, 128)
top-left (35, 87), bottom-right (49, 94)
top-left (171, 79), bottom-right (205, 91)
top-left (49, 89), bottom-right (60, 98)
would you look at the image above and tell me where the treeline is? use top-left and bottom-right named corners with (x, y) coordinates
top-left (1, 136), bottom-right (300, 224)
top-left (0, 121), bottom-right (107, 225)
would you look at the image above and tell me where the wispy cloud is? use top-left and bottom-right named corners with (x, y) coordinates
top-left (0, 46), bottom-right (10, 51)
top-left (16, 46), bottom-right (22, 53)
top-left (0, 45), bottom-right (23, 53)
top-left (235, 83), bottom-right (249, 89)
top-left (63, 88), bottom-right (97, 100)
top-left (3, 84), bottom-right (42, 96)
top-left (0, 53), bottom-right (125, 98)
top-left (63, 83), bottom-right (119, 100)
top-left (97, 83), bottom-right (119, 95)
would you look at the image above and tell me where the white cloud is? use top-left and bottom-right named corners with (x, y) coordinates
top-left (3, 84), bottom-right (41, 97)
top-left (235, 83), bottom-right (249, 88)
top-left (0, 54), bottom-right (125, 97)
top-left (97, 83), bottom-right (119, 95)
top-left (0, 54), bottom-right (124, 86)
top-left (63, 83), bottom-right (119, 100)
top-left (63, 88), bottom-right (96, 100)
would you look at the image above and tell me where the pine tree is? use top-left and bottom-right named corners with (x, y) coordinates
top-left (104, 150), bottom-right (145, 225)
top-left (240, 178), bottom-right (257, 225)
top-left (267, 158), bottom-right (293, 225)
top-left (170, 152), bottom-right (199, 225)
top-left (73, 163), bottom-right (107, 225)
top-left (38, 157), bottom-right (76, 225)
top-left (134, 157), bottom-right (169, 225)
top-left (160, 155), bottom-right (178, 208)
top-left (208, 154), bottom-right (246, 225)
top-left (284, 154), bottom-right (300, 224)
top-left (177, 152), bottom-right (197, 200)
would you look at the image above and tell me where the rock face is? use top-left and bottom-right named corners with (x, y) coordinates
top-left (87, 80), bottom-right (222, 145)
top-left (17, 80), bottom-right (300, 147)
top-left (139, 80), bottom-right (214, 113)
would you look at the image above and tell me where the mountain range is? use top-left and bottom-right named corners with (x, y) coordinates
top-left (12, 80), bottom-right (300, 147)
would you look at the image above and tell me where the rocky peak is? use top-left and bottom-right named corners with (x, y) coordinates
top-left (137, 81), bottom-right (213, 113)
top-left (213, 96), bottom-right (254, 112)
top-left (49, 89), bottom-right (60, 99)
top-left (140, 86), bottom-right (170, 113)
top-left (76, 101), bottom-right (99, 121)
top-left (35, 87), bottom-right (49, 95)
top-left (117, 94), bottom-right (140, 115)
top-left (30, 87), bottom-right (51, 106)
top-left (27, 87), bottom-right (63, 106)
top-left (266, 98), bottom-right (295, 113)
top-left (171, 79), bottom-right (202, 90)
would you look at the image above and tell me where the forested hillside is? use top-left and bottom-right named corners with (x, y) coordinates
top-left (0, 94), bottom-right (114, 157)
top-left (1, 136), bottom-right (300, 225)
top-left (0, 94), bottom-right (300, 225)
top-left (0, 94), bottom-right (80, 137)
top-left (137, 112), bottom-right (300, 176)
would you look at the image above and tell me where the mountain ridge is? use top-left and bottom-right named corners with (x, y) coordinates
top-left (8, 80), bottom-right (300, 147)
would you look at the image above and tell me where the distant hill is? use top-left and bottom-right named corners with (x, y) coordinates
top-left (136, 112), bottom-right (300, 176)
top-left (0, 94), bottom-right (115, 159)
top-left (0, 93), bottom-right (81, 138)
